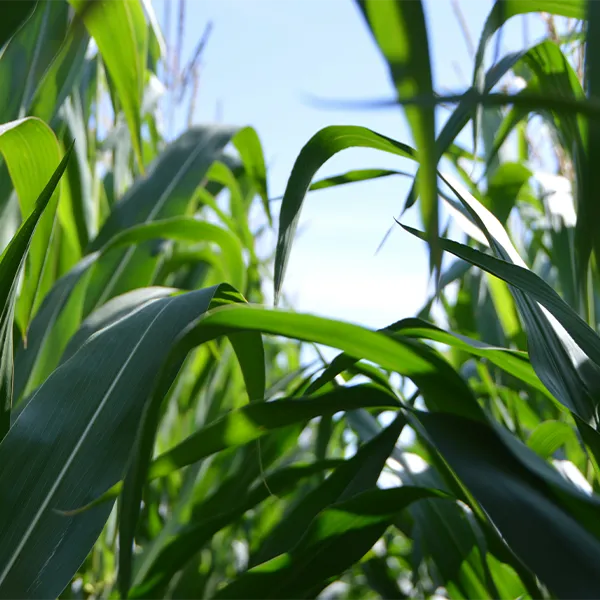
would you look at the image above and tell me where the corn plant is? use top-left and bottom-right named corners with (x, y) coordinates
top-left (3, 1), bottom-right (600, 599)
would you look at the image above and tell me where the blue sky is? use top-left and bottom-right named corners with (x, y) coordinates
top-left (151, 0), bottom-right (549, 330)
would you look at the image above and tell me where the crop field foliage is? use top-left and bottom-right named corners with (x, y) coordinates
top-left (0, 1), bottom-right (599, 599)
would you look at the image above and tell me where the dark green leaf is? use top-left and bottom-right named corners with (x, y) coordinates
top-left (0, 0), bottom-right (36, 50)
top-left (118, 284), bottom-right (263, 596)
top-left (0, 286), bottom-right (236, 597)
top-left (414, 409), bottom-right (600, 599)
top-left (128, 460), bottom-right (345, 598)
top-left (253, 412), bottom-right (406, 565)
top-left (214, 486), bottom-right (444, 599)
top-left (148, 385), bottom-right (400, 481)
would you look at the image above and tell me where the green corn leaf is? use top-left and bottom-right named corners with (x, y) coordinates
top-left (377, 47), bottom-right (532, 254)
top-left (232, 127), bottom-right (271, 226)
top-left (307, 317), bottom-right (549, 400)
top-left (361, 556), bottom-right (406, 600)
top-left (0, 285), bottom-right (245, 597)
top-left (582, 0), bottom-right (600, 289)
top-left (486, 162), bottom-right (532, 226)
top-left (14, 279), bottom-right (173, 405)
top-left (14, 215), bottom-right (246, 400)
top-left (102, 218), bottom-right (246, 291)
top-left (69, 0), bottom-right (147, 170)
top-left (486, 273), bottom-right (522, 343)
top-left (274, 125), bottom-right (418, 303)
top-left (63, 287), bottom-right (176, 363)
top-left (395, 41), bottom-right (580, 242)
top-left (527, 420), bottom-right (582, 460)
top-left (487, 41), bottom-right (584, 173)
top-left (300, 144), bottom-right (472, 196)
top-left (310, 168), bottom-right (411, 192)
top-left (60, 93), bottom-right (95, 250)
top-left (402, 229), bottom-right (600, 369)
top-left (357, 0), bottom-right (439, 279)
top-left (13, 286), bottom-right (175, 425)
top-left (0, 0), bottom-right (69, 123)
top-left (214, 486), bottom-right (444, 599)
top-left (0, 118), bottom-right (64, 335)
top-left (176, 303), bottom-right (483, 422)
top-left (414, 409), bottom-right (600, 599)
top-left (85, 126), bottom-right (240, 312)
top-left (471, 0), bottom-right (585, 155)
top-left (253, 412), bottom-right (406, 566)
top-left (398, 318), bottom-right (550, 398)
top-left (402, 226), bottom-right (600, 420)
top-left (59, 385), bottom-right (400, 517)
top-left (206, 160), bottom-right (255, 252)
top-left (13, 253), bottom-right (97, 403)
top-left (0, 119), bottom-right (70, 438)
top-left (140, 0), bottom-right (165, 72)
top-left (118, 284), bottom-right (264, 597)
top-left (403, 174), bottom-right (600, 426)
top-left (410, 476), bottom-right (494, 599)
top-left (350, 409), bottom-right (539, 599)
top-left (59, 295), bottom-right (489, 520)
top-left (148, 385), bottom-right (399, 481)
top-left (30, 11), bottom-right (90, 125)
top-left (0, 0), bottom-right (36, 50)
top-left (128, 459), bottom-right (345, 598)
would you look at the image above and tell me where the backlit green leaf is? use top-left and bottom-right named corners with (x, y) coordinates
top-left (69, 0), bottom-right (147, 170)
